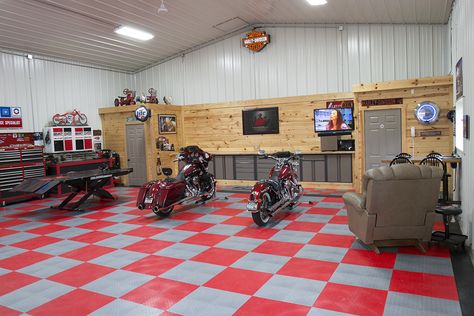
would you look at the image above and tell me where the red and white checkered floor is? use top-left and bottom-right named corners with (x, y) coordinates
top-left (0, 187), bottom-right (461, 315)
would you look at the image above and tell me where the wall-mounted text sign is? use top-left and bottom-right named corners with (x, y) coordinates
top-left (0, 107), bottom-right (22, 128)
top-left (361, 98), bottom-right (403, 107)
top-left (327, 100), bottom-right (354, 109)
top-left (242, 30), bottom-right (270, 52)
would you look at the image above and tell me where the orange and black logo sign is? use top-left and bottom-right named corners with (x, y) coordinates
top-left (242, 30), bottom-right (270, 52)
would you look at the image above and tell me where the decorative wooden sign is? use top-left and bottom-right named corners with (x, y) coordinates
top-left (242, 30), bottom-right (270, 52)
top-left (420, 130), bottom-right (442, 137)
top-left (361, 98), bottom-right (403, 106)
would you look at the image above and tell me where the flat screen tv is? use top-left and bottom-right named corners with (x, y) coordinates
top-left (314, 108), bottom-right (354, 135)
top-left (242, 107), bottom-right (279, 135)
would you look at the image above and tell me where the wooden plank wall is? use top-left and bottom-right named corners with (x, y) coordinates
top-left (98, 75), bottom-right (453, 191)
top-left (353, 75), bottom-right (453, 192)
top-left (99, 104), bottom-right (183, 184)
top-left (181, 93), bottom-right (354, 153)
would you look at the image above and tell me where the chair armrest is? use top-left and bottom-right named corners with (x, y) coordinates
top-left (343, 192), bottom-right (365, 211)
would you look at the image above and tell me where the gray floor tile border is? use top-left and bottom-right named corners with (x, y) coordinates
top-left (169, 286), bottom-right (250, 316)
top-left (383, 292), bottom-right (462, 316)
top-left (90, 299), bottom-right (164, 316)
top-left (329, 263), bottom-right (393, 290)
top-left (82, 270), bottom-right (154, 297)
top-left (394, 253), bottom-right (454, 276)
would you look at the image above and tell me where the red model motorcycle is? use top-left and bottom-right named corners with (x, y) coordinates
top-left (136, 146), bottom-right (216, 218)
top-left (52, 109), bottom-right (88, 126)
top-left (247, 150), bottom-right (303, 226)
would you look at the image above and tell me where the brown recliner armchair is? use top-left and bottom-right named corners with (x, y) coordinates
top-left (343, 164), bottom-right (443, 253)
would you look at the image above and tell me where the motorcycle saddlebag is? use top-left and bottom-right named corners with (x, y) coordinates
top-left (136, 180), bottom-right (160, 209)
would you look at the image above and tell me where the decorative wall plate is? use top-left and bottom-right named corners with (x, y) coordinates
top-left (415, 101), bottom-right (440, 124)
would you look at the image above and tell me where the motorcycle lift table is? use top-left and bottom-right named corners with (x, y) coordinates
top-left (12, 168), bottom-right (133, 211)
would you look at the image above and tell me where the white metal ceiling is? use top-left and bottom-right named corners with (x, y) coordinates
top-left (0, 0), bottom-right (453, 72)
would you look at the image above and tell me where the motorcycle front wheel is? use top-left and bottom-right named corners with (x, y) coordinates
top-left (201, 174), bottom-right (216, 201)
top-left (153, 206), bottom-right (174, 218)
top-left (252, 192), bottom-right (271, 226)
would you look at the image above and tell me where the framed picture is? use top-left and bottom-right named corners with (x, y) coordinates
top-left (464, 114), bottom-right (470, 140)
top-left (158, 114), bottom-right (177, 134)
top-left (456, 58), bottom-right (463, 100)
top-left (242, 107), bottom-right (279, 135)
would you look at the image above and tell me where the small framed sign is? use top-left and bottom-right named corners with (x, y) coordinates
top-left (158, 114), bottom-right (177, 134)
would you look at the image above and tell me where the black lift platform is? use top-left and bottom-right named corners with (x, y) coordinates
top-left (10, 168), bottom-right (133, 211)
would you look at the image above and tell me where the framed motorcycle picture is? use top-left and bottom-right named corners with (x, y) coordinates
top-left (158, 114), bottom-right (177, 134)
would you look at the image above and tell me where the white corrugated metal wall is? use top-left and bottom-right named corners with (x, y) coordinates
top-left (451, 0), bottom-right (474, 246)
top-left (135, 24), bottom-right (450, 105)
top-left (0, 51), bottom-right (132, 131)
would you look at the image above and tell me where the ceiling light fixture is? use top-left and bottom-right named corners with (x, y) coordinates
top-left (157, 0), bottom-right (168, 13)
top-left (306, 0), bottom-right (328, 5)
top-left (114, 26), bottom-right (154, 41)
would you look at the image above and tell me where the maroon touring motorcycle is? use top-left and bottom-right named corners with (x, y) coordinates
top-left (247, 150), bottom-right (303, 226)
top-left (136, 146), bottom-right (216, 217)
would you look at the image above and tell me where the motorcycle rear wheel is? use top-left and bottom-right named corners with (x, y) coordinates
top-left (153, 206), bottom-right (174, 218)
top-left (252, 192), bottom-right (271, 226)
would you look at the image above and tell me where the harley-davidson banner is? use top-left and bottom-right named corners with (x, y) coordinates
top-left (242, 30), bottom-right (270, 52)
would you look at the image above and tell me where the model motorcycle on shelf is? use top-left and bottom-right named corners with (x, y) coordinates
top-left (136, 88), bottom-right (159, 104)
top-left (114, 88), bottom-right (136, 106)
top-left (247, 150), bottom-right (303, 226)
top-left (137, 145), bottom-right (216, 218)
top-left (52, 109), bottom-right (88, 126)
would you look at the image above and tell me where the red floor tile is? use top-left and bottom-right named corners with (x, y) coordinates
top-left (222, 216), bottom-right (254, 226)
top-left (77, 220), bottom-right (115, 230)
top-left (26, 224), bottom-right (68, 235)
top-left (123, 239), bottom-right (174, 254)
top-left (234, 297), bottom-right (310, 316)
top-left (174, 221), bottom-right (214, 232)
top-left (61, 245), bottom-right (116, 262)
top-left (328, 216), bottom-right (348, 224)
top-left (309, 233), bottom-right (355, 248)
top-left (124, 216), bottom-right (159, 225)
top-left (397, 244), bottom-right (450, 258)
top-left (0, 251), bottom-right (52, 270)
top-left (48, 263), bottom-right (114, 287)
top-left (171, 212), bottom-right (205, 221)
top-left (235, 227), bottom-right (279, 239)
top-left (342, 249), bottom-right (397, 269)
top-left (252, 240), bottom-right (304, 257)
top-left (283, 221), bottom-right (324, 233)
top-left (211, 208), bottom-right (243, 216)
top-left (122, 277), bottom-right (198, 310)
top-left (322, 197), bottom-right (343, 203)
top-left (306, 207), bottom-right (340, 215)
top-left (228, 193), bottom-right (249, 199)
top-left (204, 267), bottom-right (272, 295)
top-left (314, 283), bottom-right (387, 316)
top-left (277, 258), bottom-right (338, 281)
top-left (123, 226), bottom-right (167, 238)
top-left (81, 211), bottom-right (116, 219)
top-left (0, 305), bottom-right (21, 316)
top-left (11, 235), bottom-right (61, 250)
top-left (0, 272), bottom-right (40, 296)
top-left (0, 219), bottom-right (28, 228)
top-left (70, 231), bottom-right (115, 243)
top-left (191, 248), bottom-right (246, 266)
top-left (28, 289), bottom-right (114, 316)
top-left (433, 221), bottom-right (445, 232)
top-left (390, 270), bottom-right (459, 300)
top-left (123, 255), bottom-right (184, 276)
top-left (0, 228), bottom-right (16, 237)
top-left (181, 233), bottom-right (229, 246)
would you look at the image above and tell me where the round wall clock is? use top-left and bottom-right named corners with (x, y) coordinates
top-left (415, 101), bottom-right (440, 124)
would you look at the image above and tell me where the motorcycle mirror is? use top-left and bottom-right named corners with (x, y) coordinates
top-left (258, 149), bottom-right (266, 155)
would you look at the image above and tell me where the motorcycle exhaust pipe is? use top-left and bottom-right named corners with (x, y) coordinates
top-left (154, 196), bottom-right (202, 212)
